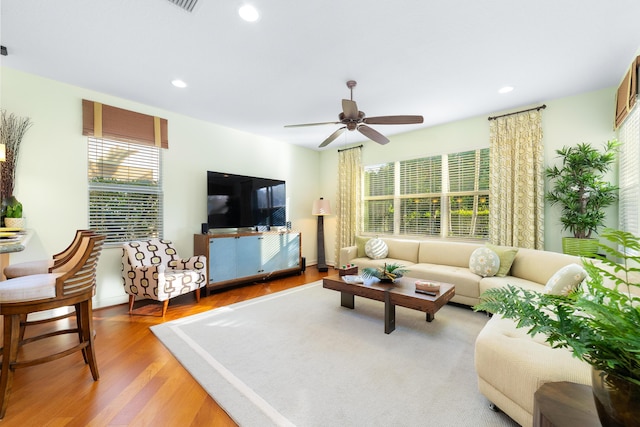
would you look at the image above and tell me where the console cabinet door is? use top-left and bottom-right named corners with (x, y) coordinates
top-left (283, 232), bottom-right (301, 269)
top-left (236, 235), bottom-right (262, 277)
top-left (260, 233), bottom-right (282, 273)
top-left (209, 237), bottom-right (237, 283)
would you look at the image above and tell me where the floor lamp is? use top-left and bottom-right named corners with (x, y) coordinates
top-left (312, 197), bottom-right (331, 272)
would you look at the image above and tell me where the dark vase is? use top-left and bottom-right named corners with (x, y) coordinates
top-left (591, 367), bottom-right (640, 427)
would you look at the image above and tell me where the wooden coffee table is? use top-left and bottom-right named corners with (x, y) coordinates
top-left (322, 274), bottom-right (455, 334)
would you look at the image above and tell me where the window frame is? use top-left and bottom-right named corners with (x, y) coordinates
top-left (362, 148), bottom-right (490, 240)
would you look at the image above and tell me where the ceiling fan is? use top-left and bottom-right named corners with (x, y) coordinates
top-left (285, 80), bottom-right (424, 148)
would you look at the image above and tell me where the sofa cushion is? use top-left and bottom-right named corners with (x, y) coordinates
top-left (408, 263), bottom-right (481, 299)
top-left (469, 247), bottom-right (500, 277)
top-left (485, 244), bottom-right (518, 277)
top-left (355, 236), bottom-right (370, 258)
top-left (544, 263), bottom-right (587, 296)
top-left (509, 248), bottom-right (580, 285)
top-left (383, 238), bottom-right (420, 263)
top-left (365, 238), bottom-right (388, 259)
top-left (479, 275), bottom-right (545, 296)
top-left (418, 241), bottom-right (483, 267)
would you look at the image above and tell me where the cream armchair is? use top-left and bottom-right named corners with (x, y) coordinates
top-left (122, 238), bottom-right (207, 316)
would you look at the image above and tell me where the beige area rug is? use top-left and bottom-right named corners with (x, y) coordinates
top-left (151, 281), bottom-right (519, 426)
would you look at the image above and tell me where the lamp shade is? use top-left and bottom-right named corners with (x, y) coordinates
top-left (312, 198), bottom-right (331, 216)
top-left (0, 144), bottom-right (5, 162)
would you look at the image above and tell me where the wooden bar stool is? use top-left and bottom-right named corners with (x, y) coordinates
top-left (0, 233), bottom-right (105, 419)
top-left (4, 229), bottom-right (91, 279)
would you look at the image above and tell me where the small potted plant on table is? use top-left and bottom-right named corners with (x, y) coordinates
top-left (3, 196), bottom-right (24, 228)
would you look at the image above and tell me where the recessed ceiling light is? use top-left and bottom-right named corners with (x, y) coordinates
top-left (498, 86), bottom-right (514, 94)
top-left (171, 79), bottom-right (188, 88)
top-left (239, 4), bottom-right (259, 22)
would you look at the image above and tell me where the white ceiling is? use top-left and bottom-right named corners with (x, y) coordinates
top-left (2, 0), bottom-right (640, 150)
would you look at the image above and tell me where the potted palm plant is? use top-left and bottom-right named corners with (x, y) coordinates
top-left (475, 228), bottom-right (640, 426)
top-left (545, 140), bottom-right (618, 256)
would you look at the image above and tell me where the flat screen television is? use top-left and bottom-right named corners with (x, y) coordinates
top-left (207, 171), bottom-right (286, 229)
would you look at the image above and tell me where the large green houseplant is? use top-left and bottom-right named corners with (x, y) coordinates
top-left (545, 140), bottom-right (618, 256)
top-left (475, 228), bottom-right (640, 426)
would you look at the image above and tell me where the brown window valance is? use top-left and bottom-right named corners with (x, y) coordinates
top-left (82, 99), bottom-right (168, 149)
top-left (615, 56), bottom-right (639, 129)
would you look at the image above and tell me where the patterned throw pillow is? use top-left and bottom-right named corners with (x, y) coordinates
top-left (469, 247), bottom-right (500, 277)
top-left (365, 238), bottom-right (388, 259)
top-left (545, 264), bottom-right (587, 295)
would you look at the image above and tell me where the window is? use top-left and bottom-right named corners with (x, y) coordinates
top-left (88, 138), bottom-right (163, 245)
top-left (363, 148), bottom-right (489, 239)
top-left (618, 104), bottom-right (639, 237)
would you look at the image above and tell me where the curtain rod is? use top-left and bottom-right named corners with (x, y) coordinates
top-left (337, 144), bottom-right (363, 152)
top-left (488, 104), bottom-right (547, 121)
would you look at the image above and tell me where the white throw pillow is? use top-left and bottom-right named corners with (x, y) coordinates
top-left (545, 263), bottom-right (587, 296)
top-left (365, 238), bottom-right (388, 259)
top-left (469, 247), bottom-right (500, 277)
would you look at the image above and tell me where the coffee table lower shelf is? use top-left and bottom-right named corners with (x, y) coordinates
top-left (323, 275), bottom-right (455, 334)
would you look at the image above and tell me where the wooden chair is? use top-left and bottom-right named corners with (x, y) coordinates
top-left (0, 232), bottom-right (105, 419)
top-left (3, 229), bottom-right (92, 279)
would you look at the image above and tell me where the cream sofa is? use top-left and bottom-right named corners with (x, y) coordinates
top-left (339, 237), bottom-right (582, 306)
top-left (339, 237), bottom-right (592, 426)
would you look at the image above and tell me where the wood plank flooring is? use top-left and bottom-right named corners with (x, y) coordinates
top-left (1, 268), bottom-right (328, 426)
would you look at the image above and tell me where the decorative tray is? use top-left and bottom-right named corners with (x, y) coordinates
top-left (415, 281), bottom-right (440, 292)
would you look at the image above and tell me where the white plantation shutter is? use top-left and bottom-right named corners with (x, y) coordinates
top-left (363, 148), bottom-right (489, 239)
top-left (88, 138), bottom-right (163, 245)
top-left (618, 104), bottom-right (640, 236)
top-left (399, 156), bottom-right (442, 236)
top-left (364, 163), bottom-right (395, 233)
top-left (447, 149), bottom-right (490, 238)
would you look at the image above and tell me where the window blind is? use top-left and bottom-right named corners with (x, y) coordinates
top-left (364, 164), bottom-right (395, 233)
top-left (618, 104), bottom-right (639, 237)
top-left (363, 148), bottom-right (489, 239)
top-left (88, 138), bottom-right (163, 245)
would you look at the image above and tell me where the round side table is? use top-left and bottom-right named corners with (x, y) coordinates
top-left (533, 381), bottom-right (600, 427)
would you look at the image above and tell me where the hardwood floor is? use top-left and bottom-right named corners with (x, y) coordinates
top-left (1, 268), bottom-right (329, 426)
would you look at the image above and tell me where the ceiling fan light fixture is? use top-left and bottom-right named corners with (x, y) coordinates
top-left (498, 86), bottom-right (514, 94)
top-left (171, 79), bottom-right (188, 88)
top-left (239, 4), bottom-right (260, 22)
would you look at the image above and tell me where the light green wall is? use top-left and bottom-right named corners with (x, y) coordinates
top-left (0, 66), bottom-right (620, 308)
top-left (319, 87), bottom-right (618, 258)
top-left (1, 67), bottom-right (321, 308)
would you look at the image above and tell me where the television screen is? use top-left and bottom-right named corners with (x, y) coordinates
top-left (207, 171), bottom-right (286, 229)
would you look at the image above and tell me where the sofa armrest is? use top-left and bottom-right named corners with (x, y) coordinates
top-left (174, 255), bottom-right (207, 271)
top-left (339, 246), bottom-right (358, 267)
top-left (168, 256), bottom-right (207, 286)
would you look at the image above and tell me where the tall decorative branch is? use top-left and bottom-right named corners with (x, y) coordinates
top-left (0, 110), bottom-right (33, 199)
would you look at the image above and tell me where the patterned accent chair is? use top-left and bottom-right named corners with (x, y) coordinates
top-left (122, 238), bottom-right (207, 316)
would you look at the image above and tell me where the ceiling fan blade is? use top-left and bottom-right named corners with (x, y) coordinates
top-left (284, 121), bottom-right (339, 128)
top-left (358, 125), bottom-right (390, 145)
top-left (363, 115), bottom-right (424, 125)
top-left (319, 126), bottom-right (347, 148)
top-left (342, 99), bottom-right (359, 120)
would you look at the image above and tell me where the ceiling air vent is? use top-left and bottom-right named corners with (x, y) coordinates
top-left (167, 0), bottom-right (198, 12)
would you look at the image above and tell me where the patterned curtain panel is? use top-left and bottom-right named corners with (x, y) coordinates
top-left (334, 146), bottom-right (362, 263)
top-left (489, 110), bottom-right (544, 249)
